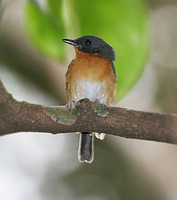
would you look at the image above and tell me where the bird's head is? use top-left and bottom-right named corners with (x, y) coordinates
top-left (62, 35), bottom-right (115, 62)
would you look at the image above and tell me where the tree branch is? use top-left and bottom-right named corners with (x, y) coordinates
top-left (0, 80), bottom-right (177, 144)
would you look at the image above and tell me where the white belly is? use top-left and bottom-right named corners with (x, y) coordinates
top-left (72, 78), bottom-right (108, 103)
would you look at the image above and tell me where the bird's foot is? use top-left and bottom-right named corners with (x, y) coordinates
top-left (65, 100), bottom-right (76, 111)
top-left (95, 99), bottom-right (109, 106)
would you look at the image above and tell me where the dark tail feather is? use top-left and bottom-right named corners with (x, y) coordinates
top-left (78, 132), bottom-right (94, 163)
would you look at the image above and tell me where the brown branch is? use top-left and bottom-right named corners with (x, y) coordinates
top-left (0, 80), bottom-right (177, 144)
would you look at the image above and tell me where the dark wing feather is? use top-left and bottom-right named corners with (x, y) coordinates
top-left (111, 62), bottom-right (117, 79)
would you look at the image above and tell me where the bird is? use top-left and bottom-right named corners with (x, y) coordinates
top-left (62, 35), bottom-right (117, 163)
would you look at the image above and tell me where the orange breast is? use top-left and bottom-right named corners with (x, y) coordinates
top-left (66, 50), bottom-right (117, 104)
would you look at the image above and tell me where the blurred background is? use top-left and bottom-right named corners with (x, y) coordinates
top-left (0, 0), bottom-right (177, 199)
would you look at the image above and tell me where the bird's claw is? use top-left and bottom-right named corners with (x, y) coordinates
top-left (65, 100), bottom-right (76, 111)
top-left (95, 99), bottom-right (108, 106)
top-left (95, 99), bottom-right (100, 103)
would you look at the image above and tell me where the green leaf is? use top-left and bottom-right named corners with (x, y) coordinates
top-left (25, 0), bottom-right (150, 100)
top-left (25, 1), bottom-right (66, 60)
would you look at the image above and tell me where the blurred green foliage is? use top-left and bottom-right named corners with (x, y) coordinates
top-left (25, 1), bottom-right (66, 61)
top-left (25, 0), bottom-right (150, 101)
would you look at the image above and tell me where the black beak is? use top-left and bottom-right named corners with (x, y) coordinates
top-left (62, 39), bottom-right (78, 47)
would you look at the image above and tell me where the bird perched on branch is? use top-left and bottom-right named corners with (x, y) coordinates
top-left (62, 35), bottom-right (117, 163)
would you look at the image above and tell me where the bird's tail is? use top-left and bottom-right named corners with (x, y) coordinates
top-left (78, 132), bottom-right (94, 163)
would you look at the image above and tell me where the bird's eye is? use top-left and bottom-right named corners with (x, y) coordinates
top-left (85, 40), bottom-right (91, 46)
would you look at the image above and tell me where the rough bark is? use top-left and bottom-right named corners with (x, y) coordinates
top-left (0, 80), bottom-right (177, 144)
